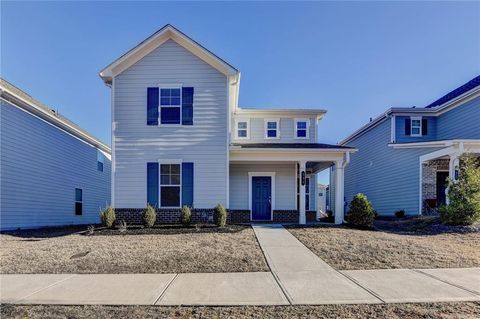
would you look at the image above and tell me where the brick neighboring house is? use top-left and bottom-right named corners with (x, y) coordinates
top-left (99, 24), bottom-right (355, 224)
top-left (336, 76), bottom-right (480, 216)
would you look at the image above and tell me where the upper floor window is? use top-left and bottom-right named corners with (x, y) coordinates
top-left (265, 119), bottom-right (280, 139)
top-left (97, 150), bottom-right (104, 172)
top-left (410, 116), bottom-right (422, 136)
top-left (75, 188), bottom-right (83, 215)
top-left (160, 88), bottom-right (181, 124)
top-left (295, 119), bottom-right (309, 139)
top-left (236, 119), bottom-right (250, 139)
top-left (160, 164), bottom-right (181, 207)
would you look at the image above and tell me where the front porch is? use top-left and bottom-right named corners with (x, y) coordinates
top-left (419, 140), bottom-right (480, 214)
top-left (229, 143), bottom-right (356, 224)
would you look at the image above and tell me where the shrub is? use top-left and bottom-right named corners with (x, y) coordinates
top-left (214, 204), bottom-right (227, 227)
top-left (395, 209), bottom-right (406, 218)
top-left (181, 205), bottom-right (192, 226)
top-left (86, 225), bottom-right (95, 236)
top-left (143, 204), bottom-right (157, 228)
top-left (118, 220), bottom-right (127, 233)
top-left (101, 206), bottom-right (116, 228)
top-left (440, 154), bottom-right (480, 226)
top-left (346, 193), bottom-right (375, 228)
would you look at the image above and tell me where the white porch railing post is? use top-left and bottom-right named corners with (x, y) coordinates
top-left (299, 161), bottom-right (307, 224)
top-left (334, 161), bottom-right (345, 225)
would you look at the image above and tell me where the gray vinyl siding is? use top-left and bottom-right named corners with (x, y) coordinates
top-left (231, 116), bottom-right (317, 143)
top-left (229, 163), bottom-right (296, 210)
top-left (113, 39), bottom-right (228, 208)
top-left (343, 118), bottom-right (442, 216)
top-left (437, 96), bottom-right (480, 140)
top-left (396, 116), bottom-right (437, 143)
top-left (0, 100), bottom-right (111, 230)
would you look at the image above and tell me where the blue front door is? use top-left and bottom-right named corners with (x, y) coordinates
top-left (252, 176), bottom-right (272, 220)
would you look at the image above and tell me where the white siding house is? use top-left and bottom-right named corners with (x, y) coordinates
top-left (100, 25), bottom-right (355, 224)
top-left (0, 79), bottom-right (111, 230)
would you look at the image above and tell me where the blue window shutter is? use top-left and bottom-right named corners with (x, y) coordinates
top-left (422, 118), bottom-right (428, 135)
top-left (182, 162), bottom-right (194, 207)
top-left (405, 118), bottom-right (411, 136)
top-left (147, 87), bottom-right (159, 125)
top-left (147, 162), bottom-right (159, 207)
top-left (182, 87), bottom-right (194, 125)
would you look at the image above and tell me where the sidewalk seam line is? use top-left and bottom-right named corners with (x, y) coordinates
top-left (15, 274), bottom-right (78, 302)
top-left (153, 273), bottom-right (178, 305)
top-left (338, 271), bottom-right (386, 303)
top-left (412, 269), bottom-right (480, 297)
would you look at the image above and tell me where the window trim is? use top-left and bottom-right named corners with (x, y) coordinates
top-left (235, 118), bottom-right (250, 140)
top-left (75, 188), bottom-right (83, 216)
top-left (294, 118), bottom-right (310, 139)
top-left (159, 85), bottom-right (182, 126)
top-left (158, 161), bottom-right (182, 208)
top-left (410, 116), bottom-right (422, 137)
top-left (264, 118), bottom-right (280, 139)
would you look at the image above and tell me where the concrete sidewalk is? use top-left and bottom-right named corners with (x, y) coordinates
top-left (1, 224), bottom-right (479, 306)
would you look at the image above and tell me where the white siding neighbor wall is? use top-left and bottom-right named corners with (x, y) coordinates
top-left (229, 163), bottom-right (296, 210)
top-left (113, 39), bottom-right (228, 208)
top-left (1, 100), bottom-right (111, 230)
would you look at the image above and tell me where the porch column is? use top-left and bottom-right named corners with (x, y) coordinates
top-left (334, 161), bottom-right (345, 225)
top-left (299, 161), bottom-right (307, 224)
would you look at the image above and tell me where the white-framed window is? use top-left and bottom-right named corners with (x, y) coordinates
top-left (160, 87), bottom-right (181, 124)
top-left (235, 119), bottom-right (250, 139)
top-left (294, 118), bottom-right (310, 139)
top-left (160, 163), bottom-right (181, 208)
top-left (411, 116), bottom-right (422, 136)
top-left (264, 119), bottom-right (280, 139)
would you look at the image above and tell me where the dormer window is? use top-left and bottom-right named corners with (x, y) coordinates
top-left (236, 119), bottom-right (250, 139)
top-left (295, 119), bottom-right (309, 139)
top-left (265, 119), bottom-right (280, 139)
top-left (410, 116), bottom-right (422, 136)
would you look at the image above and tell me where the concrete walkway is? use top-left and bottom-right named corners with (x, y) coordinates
top-left (1, 224), bottom-right (479, 306)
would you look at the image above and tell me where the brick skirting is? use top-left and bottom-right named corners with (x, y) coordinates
top-left (114, 208), bottom-right (313, 224)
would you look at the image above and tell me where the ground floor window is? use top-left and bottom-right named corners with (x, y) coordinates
top-left (75, 188), bottom-right (83, 215)
top-left (160, 164), bottom-right (181, 207)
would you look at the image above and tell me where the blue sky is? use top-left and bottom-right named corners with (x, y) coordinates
top-left (2, 1), bottom-right (479, 183)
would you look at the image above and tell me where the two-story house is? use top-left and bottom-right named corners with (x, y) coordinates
top-left (337, 76), bottom-right (480, 216)
top-left (1, 79), bottom-right (111, 230)
top-left (99, 24), bottom-right (354, 225)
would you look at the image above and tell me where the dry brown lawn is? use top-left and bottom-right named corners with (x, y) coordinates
top-left (0, 225), bottom-right (268, 274)
top-left (2, 302), bottom-right (479, 319)
top-left (288, 217), bottom-right (480, 270)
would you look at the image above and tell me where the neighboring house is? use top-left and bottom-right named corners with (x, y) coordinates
top-left (99, 24), bottom-right (354, 224)
top-left (337, 76), bottom-right (480, 216)
top-left (317, 183), bottom-right (328, 216)
top-left (0, 79), bottom-right (111, 230)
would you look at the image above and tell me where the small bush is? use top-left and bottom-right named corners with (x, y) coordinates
top-left (118, 220), bottom-right (127, 233)
top-left (346, 193), bottom-right (375, 228)
top-left (143, 204), bottom-right (157, 228)
top-left (86, 225), bottom-right (95, 236)
top-left (214, 204), bottom-right (227, 227)
top-left (395, 209), bottom-right (406, 218)
top-left (440, 154), bottom-right (480, 226)
top-left (101, 206), bottom-right (116, 228)
top-left (181, 205), bottom-right (192, 226)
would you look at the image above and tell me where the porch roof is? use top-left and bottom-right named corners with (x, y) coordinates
top-left (230, 143), bottom-right (354, 150)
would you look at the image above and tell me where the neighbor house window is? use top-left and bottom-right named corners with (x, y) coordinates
top-left (410, 116), bottom-right (422, 136)
top-left (160, 88), bottom-right (181, 124)
top-left (236, 119), bottom-right (250, 139)
top-left (295, 119), bottom-right (309, 139)
top-left (160, 164), bottom-right (181, 207)
top-left (75, 188), bottom-right (83, 215)
top-left (265, 119), bottom-right (280, 139)
top-left (97, 150), bottom-right (104, 172)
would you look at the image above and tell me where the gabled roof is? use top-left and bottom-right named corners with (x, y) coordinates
top-left (0, 78), bottom-right (111, 154)
top-left (426, 75), bottom-right (480, 108)
top-left (99, 24), bottom-right (239, 85)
